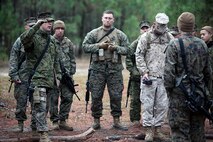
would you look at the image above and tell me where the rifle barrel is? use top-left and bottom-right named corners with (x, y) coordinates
top-left (8, 82), bottom-right (13, 93)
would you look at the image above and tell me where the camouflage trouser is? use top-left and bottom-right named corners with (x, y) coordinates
top-left (168, 88), bottom-right (206, 142)
top-left (14, 82), bottom-right (28, 121)
top-left (129, 79), bottom-right (141, 122)
top-left (14, 82), bottom-right (36, 129)
top-left (49, 83), bottom-right (73, 122)
top-left (140, 77), bottom-right (168, 126)
top-left (89, 69), bottom-right (123, 118)
top-left (33, 87), bottom-right (50, 132)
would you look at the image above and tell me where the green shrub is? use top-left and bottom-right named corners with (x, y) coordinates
top-left (0, 49), bottom-right (8, 61)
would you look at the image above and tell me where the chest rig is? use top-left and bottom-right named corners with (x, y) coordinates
top-left (93, 28), bottom-right (119, 62)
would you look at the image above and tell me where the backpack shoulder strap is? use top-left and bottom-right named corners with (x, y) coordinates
top-left (28, 36), bottom-right (51, 83)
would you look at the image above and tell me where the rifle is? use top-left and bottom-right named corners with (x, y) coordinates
top-left (85, 27), bottom-right (115, 113)
top-left (176, 38), bottom-right (213, 121)
top-left (177, 75), bottom-right (213, 121)
top-left (60, 61), bottom-right (80, 101)
top-left (8, 54), bottom-right (26, 93)
top-left (85, 68), bottom-right (91, 113)
top-left (8, 81), bottom-right (13, 93)
top-left (126, 77), bottom-right (131, 107)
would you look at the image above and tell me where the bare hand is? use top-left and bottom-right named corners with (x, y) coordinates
top-left (14, 79), bottom-right (21, 84)
top-left (142, 73), bottom-right (149, 80)
top-left (56, 79), bottom-right (60, 87)
top-left (36, 19), bottom-right (47, 25)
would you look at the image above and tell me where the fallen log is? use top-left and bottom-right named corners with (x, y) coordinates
top-left (0, 127), bottom-right (95, 142)
top-left (51, 127), bottom-right (95, 141)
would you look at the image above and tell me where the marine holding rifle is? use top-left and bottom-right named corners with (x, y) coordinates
top-left (20, 12), bottom-right (61, 142)
top-left (164, 12), bottom-right (212, 142)
top-left (82, 10), bottom-right (130, 131)
top-left (8, 17), bottom-right (37, 132)
top-left (49, 20), bottom-right (76, 131)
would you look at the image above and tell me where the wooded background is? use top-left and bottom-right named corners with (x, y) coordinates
top-left (0, 0), bottom-right (212, 58)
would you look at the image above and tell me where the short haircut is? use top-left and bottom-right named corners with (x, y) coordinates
top-left (103, 10), bottom-right (114, 16)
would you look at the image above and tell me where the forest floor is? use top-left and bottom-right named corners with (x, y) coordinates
top-left (0, 59), bottom-right (213, 142)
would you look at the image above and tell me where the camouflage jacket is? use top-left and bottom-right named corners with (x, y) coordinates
top-left (207, 41), bottom-right (213, 97)
top-left (54, 36), bottom-right (76, 76)
top-left (82, 26), bottom-right (129, 72)
top-left (8, 37), bottom-right (29, 82)
top-left (164, 34), bottom-right (212, 97)
top-left (135, 28), bottom-right (174, 77)
top-left (20, 23), bottom-right (61, 88)
top-left (125, 35), bottom-right (141, 79)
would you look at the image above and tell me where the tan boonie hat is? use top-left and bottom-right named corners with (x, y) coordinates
top-left (25, 17), bottom-right (37, 27)
top-left (37, 12), bottom-right (54, 22)
top-left (53, 20), bottom-right (65, 30)
top-left (155, 13), bottom-right (169, 24)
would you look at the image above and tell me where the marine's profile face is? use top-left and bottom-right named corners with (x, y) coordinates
top-left (102, 13), bottom-right (114, 29)
top-left (200, 29), bottom-right (212, 42)
top-left (41, 20), bottom-right (53, 32)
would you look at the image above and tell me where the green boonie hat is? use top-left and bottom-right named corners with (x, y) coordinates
top-left (139, 20), bottom-right (150, 29)
top-left (169, 26), bottom-right (179, 36)
top-left (25, 17), bottom-right (37, 27)
top-left (37, 12), bottom-right (54, 22)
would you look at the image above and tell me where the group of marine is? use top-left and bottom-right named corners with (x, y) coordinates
top-left (8, 9), bottom-right (213, 142)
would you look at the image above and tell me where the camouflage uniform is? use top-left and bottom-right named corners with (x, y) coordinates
top-left (20, 21), bottom-right (61, 132)
top-left (50, 36), bottom-right (76, 123)
top-left (125, 36), bottom-right (141, 122)
top-left (164, 12), bottom-right (212, 142)
top-left (206, 42), bottom-right (213, 97)
top-left (82, 26), bottom-right (129, 119)
top-left (164, 35), bottom-right (211, 142)
top-left (135, 29), bottom-right (173, 127)
top-left (8, 38), bottom-right (30, 123)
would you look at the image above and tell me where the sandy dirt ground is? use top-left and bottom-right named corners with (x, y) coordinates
top-left (0, 58), bottom-right (213, 142)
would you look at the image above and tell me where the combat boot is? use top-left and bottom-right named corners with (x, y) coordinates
top-left (50, 121), bottom-right (59, 130)
top-left (40, 131), bottom-right (52, 142)
top-left (59, 121), bottom-right (73, 131)
top-left (112, 117), bottom-right (128, 131)
top-left (134, 132), bottom-right (145, 140)
top-left (32, 130), bottom-right (39, 139)
top-left (154, 126), bottom-right (170, 141)
top-left (145, 127), bottom-right (154, 142)
top-left (92, 117), bottom-right (101, 130)
top-left (14, 121), bottom-right (24, 132)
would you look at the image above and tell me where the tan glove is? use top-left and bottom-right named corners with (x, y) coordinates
top-left (99, 41), bottom-right (109, 50)
top-left (108, 44), bottom-right (117, 52)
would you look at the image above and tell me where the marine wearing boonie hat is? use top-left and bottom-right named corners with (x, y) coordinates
top-left (139, 20), bottom-right (150, 29)
top-left (37, 12), bottom-right (54, 22)
top-left (24, 17), bottom-right (37, 27)
top-left (155, 13), bottom-right (169, 24)
top-left (169, 26), bottom-right (179, 36)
